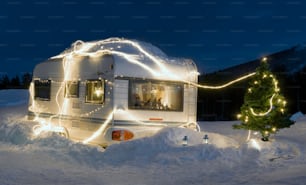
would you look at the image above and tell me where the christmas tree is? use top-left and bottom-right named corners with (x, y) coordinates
top-left (233, 57), bottom-right (293, 141)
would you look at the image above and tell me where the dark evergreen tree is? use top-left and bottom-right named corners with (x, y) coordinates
top-left (11, 75), bottom-right (21, 87)
top-left (0, 74), bottom-right (10, 89)
top-left (233, 58), bottom-right (294, 141)
top-left (22, 72), bottom-right (32, 88)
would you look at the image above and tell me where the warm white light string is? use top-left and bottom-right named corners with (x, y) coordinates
top-left (82, 110), bottom-right (114, 144)
top-left (54, 38), bottom-right (257, 89)
top-left (32, 38), bottom-right (257, 143)
top-left (248, 73), bottom-right (281, 117)
top-left (188, 72), bottom-right (256, 89)
top-left (250, 93), bottom-right (276, 116)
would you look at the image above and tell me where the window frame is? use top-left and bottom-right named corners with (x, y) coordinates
top-left (85, 79), bottom-right (105, 104)
top-left (34, 79), bottom-right (51, 101)
top-left (128, 79), bottom-right (184, 112)
top-left (64, 81), bottom-right (80, 98)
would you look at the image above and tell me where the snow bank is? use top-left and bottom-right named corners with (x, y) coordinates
top-left (0, 117), bottom-right (242, 169)
top-left (290, 111), bottom-right (305, 122)
top-left (1, 89), bottom-right (306, 185)
top-left (102, 127), bottom-right (242, 166)
top-left (0, 89), bottom-right (28, 107)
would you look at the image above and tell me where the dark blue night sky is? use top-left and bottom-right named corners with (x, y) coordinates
top-left (1, 0), bottom-right (306, 76)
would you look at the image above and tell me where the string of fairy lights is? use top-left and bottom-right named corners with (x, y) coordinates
top-left (237, 58), bottom-right (287, 122)
top-left (31, 38), bottom-right (269, 144)
top-left (234, 57), bottom-right (289, 142)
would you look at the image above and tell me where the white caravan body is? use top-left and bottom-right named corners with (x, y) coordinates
top-left (28, 38), bottom-right (198, 146)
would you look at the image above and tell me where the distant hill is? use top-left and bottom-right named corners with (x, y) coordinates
top-left (200, 45), bottom-right (306, 84)
top-left (198, 45), bottom-right (306, 121)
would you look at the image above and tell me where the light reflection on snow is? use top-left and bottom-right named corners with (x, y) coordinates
top-left (32, 118), bottom-right (66, 137)
top-left (249, 139), bottom-right (261, 151)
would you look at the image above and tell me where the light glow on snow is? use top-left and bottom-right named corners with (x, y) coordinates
top-left (249, 139), bottom-right (261, 151)
top-left (32, 118), bottom-right (66, 137)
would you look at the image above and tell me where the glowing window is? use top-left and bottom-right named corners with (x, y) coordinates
top-left (129, 79), bottom-right (183, 111)
top-left (65, 81), bottom-right (79, 98)
top-left (85, 80), bottom-right (104, 104)
top-left (34, 80), bottom-right (51, 101)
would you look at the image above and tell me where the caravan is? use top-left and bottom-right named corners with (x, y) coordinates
top-left (28, 38), bottom-right (198, 146)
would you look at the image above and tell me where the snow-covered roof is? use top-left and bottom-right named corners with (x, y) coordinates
top-left (50, 37), bottom-right (198, 82)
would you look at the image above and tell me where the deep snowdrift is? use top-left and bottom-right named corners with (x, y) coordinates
top-left (0, 89), bottom-right (306, 185)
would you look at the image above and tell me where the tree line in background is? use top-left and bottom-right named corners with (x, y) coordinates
top-left (0, 73), bottom-right (32, 89)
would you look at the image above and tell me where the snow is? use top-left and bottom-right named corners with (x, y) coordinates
top-left (51, 38), bottom-right (197, 82)
top-left (290, 111), bottom-right (305, 122)
top-left (1, 89), bottom-right (306, 185)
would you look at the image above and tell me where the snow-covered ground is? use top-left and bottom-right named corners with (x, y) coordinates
top-left (1, 89), bottom-right (306, 185)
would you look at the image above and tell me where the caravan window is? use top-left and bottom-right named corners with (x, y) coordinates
top-left (129, 79), bottom-right (183, 111)
top-left (34, 80), bottom-right (51, 101)
top-left (85, 80), bottom-right (105, 104)
top-left (65, 81), bottom-right (79, 98)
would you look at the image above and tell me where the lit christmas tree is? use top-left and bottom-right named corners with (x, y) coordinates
top-left (233, 57), bottom-right (293, 141)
